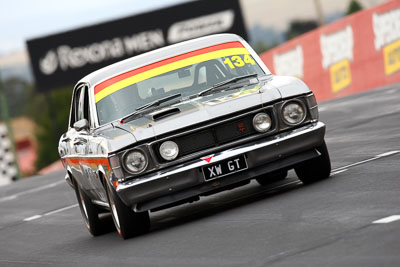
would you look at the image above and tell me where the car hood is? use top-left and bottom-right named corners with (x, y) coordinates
top-left (113, 75), bottom-right (309, 143)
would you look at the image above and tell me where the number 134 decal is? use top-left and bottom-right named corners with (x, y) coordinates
top-left (223, 54), bottom-right (256, 69)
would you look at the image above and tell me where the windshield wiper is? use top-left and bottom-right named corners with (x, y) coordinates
top-left (120, 93), bottom-right (181, 123)
top-left (197, 73), bottom-right (258, 97)
top-left (135, 93), bottom-right (182, 111)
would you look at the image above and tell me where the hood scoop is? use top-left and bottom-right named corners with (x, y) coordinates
top-left (152, 107), bottom-right (181, 121)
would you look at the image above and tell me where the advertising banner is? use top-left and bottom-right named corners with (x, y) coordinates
top-left (260, 0), bottom-right (400, 102)
top-left (27, 0), bottom-right (247, 92)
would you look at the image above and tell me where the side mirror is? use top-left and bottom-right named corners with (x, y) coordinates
top-left (73, 119), bottom-right (89, 132)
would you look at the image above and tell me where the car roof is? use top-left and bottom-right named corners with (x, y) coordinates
top-left (76, 33), bottom-right (245, 87)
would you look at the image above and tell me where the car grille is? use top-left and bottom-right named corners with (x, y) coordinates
top-left (153, 110), bottom-right (275, 161)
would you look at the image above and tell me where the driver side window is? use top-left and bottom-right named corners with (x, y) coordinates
top-left (77, 88), bottom-right (85, 122)
top-left (70, 85), bottom-right (90, 128)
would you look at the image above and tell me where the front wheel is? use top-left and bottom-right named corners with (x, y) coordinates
top-left (295, 140), bottom-right (331, 184)
top-left (105, 182), bottom-right (150, 239)
top-left (75, 184), bottom-right (108, 236)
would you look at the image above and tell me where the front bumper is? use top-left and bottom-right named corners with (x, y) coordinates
top-left (117, 121), bottom-right (326, 212)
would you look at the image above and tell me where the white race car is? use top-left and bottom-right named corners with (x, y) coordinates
top-left (59, 34), bottom-right (331, 239)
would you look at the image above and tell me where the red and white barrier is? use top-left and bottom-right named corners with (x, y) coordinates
top-left (260, 0), bottom-right (400, 102)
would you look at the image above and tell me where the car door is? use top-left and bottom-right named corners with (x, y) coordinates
top-left (73, 85), bottom-right (102, 198)
top-left (60, 85), bottom-right (85, 185)
top-left (61, 85), bottom-right (92, 192)
top-left (75, 85), bottom-right (109, 202)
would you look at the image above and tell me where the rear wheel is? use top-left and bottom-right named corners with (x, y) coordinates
top-left (75, 184), bottom-right (107, 236)
top-left (295, 141), bottom-right (331, 184)
top-left (256, 170), bottom-right (288, 186)
top-left (105, 182), bottom-right (150, 239)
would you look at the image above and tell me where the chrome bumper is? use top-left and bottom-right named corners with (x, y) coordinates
top-left (117, 121), bottom-right (326, 211)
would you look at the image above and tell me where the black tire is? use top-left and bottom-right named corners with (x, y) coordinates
top-left (75, 184), bottom-right (107, 236)
top-left (105, 182), bottom-right (150, 239)
top-left (295, 140), bottom-right (331, 184)
top-left (256, 170), bottom-right (288, 186)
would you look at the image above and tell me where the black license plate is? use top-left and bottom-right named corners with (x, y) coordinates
top-left (202, 155), bottom-right (248, 181)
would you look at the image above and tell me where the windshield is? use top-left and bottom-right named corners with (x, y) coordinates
top-left (95, 43), bottom-right (265, 125)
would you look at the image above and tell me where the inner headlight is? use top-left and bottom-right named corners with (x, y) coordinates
top-left (123, 150), bottom-right (148, 173)
top-left (253, 112), bottom-right (272, 132)
top-left (282, 101), bottom-right (306, 125)
top-left (159, 141), bottom-right (179, 160)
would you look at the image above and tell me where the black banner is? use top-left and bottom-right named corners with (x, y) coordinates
top-left (26, 0), bottom-right (247, 92)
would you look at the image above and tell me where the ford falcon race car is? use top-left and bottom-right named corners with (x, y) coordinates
top-left (59, 34), bottom-right (331, 239)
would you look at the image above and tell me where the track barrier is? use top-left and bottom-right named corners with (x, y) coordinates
top-left (260, 0), bottom-right (400, 102)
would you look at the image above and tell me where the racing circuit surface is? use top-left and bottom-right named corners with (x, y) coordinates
top-left (0, 84), bottom-right (399, 266)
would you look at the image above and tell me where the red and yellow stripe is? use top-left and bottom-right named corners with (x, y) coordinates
top-left (94, 42), bottom-right (249, 103)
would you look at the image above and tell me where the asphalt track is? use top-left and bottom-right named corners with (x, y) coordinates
top-left (0, 84), bottom-right (399, 267)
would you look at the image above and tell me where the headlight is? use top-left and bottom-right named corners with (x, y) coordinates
top-left (253, 113), bottom-right (272, 132)
top-left (123, 150), bottom-right (148, 173)
top-left (282, 101), bottom-right (306, 125)
top-left (159, 141), bottom-right (179, 160)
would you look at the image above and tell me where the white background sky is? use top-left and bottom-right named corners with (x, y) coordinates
top-left (0, 0), bottom-right (388, 60)
top-left (0, 0), bottom-right (190, 56)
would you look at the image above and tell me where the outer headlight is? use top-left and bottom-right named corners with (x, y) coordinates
top-left (253, 112), bottom-right (272, 132)
top-left (123, 150), bottom-right (148, 173)
top-left (282, 101), bottom-right (306, 125)
top-left (159, 141), bottom-right (179, 160)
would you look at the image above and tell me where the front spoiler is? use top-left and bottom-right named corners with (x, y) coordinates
top-left (117, 121), bottom-right (326, 211)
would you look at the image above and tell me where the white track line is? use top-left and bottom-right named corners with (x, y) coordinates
top-left (0, 180), bottom-right (64, 203)
top-left (23, 215), bottom-right (42, 222)
top-left (23, 204), bottom-right (78, 222)
top-left (44, 204), bottom-right (78, 216)
top-left (331, 168), bottom-right (348, 175)
top-left (332, 150), bottom-right (400, 172)
top-left (373, 215), bottom-right (400, 224)
top-left (0, 195), bottom-right (17, 201)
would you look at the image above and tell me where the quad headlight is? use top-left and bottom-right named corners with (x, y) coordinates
top-left (123, 150), bottom-right (148, 173)
top-left (253, 112), bottom-right (272, 132)
top-left (159, 141), bottom-right (179, 161)
top-left (281, 101), bottom-right (306, 125)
